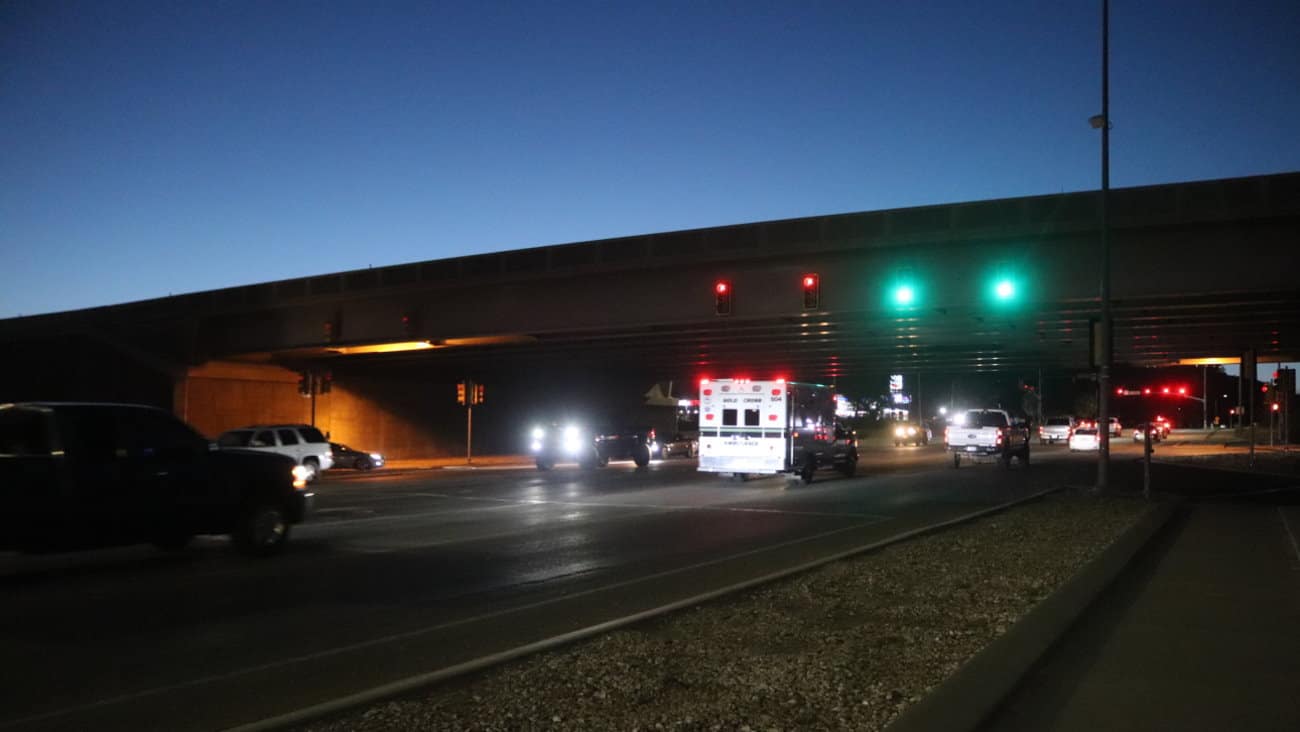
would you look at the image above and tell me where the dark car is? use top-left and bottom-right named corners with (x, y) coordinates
top-left (329, 442), bottom-right (385, 470)
top-left (529, 421), bottom-right (656, 470)
top-left (0, 402), bottom-right (313, 557)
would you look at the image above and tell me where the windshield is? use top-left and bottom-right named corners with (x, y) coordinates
top-left (217, 430), bottom-right (253, 447)
top-left (1074, 428), bottom-right (1098, 435)
top-left (963, 411), bottom-right (1008, 428)
top-left (1046, 418), bottom-right (1072, 426)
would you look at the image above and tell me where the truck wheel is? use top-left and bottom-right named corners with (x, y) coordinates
top-left (1019, 445), bottom-right (1031, 466)
top-left (598, 456), bottom-right (610, 468)
top-left (952, 454), bottom-right (961, 469)
top-left (233, 504), bottom-right (290, 557)
top-left (633, 445), bottom-right (650, 467)
top-left (302, 458), bottom-right (320, 483)
top-left (536, 456), bottom-right (554, 471)
top-left (151, 530), bottom-right (193, 552)
top-left (999, 452), bottom-right (1012, 470)
top-left (800, 459), bottom-right (816, 485)
top-left (838, 451), bottom-right (857, 477)
top-left (355, 456), bottom-right (373, 471)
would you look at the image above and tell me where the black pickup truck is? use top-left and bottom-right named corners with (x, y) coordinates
top-left (0, 402), bottom-right (313, 556)
top-left (530, 421), bottom-right (657, 470)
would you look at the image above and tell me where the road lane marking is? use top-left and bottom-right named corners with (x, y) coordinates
top-left (408, 491), bottom-right (891, 520)
top-left (1281, 505), bottom-right (1300, 566)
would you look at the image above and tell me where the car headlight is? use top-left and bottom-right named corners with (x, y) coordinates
top-left (530, 440), bottom-right (542, 452)
top-left (564, 425), bottom-right (579, 439)
top-left (907, 427), bottom-right (917, 436)
top-left (894, 426), bottom-right (905, 437)
top-left (532, 427), bottom-right (545, 440)
top-left (291, 465), bottom-right (311, 490)
top-left (369, 452), bottom-right (382, 460)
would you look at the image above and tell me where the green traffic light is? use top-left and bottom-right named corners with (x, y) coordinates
top-left (994, 279), bottom-right (1015, 300)
top-left (893, 285), bottom-right (915, 306)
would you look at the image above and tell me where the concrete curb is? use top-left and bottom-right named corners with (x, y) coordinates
top-left (885, 497), bottom-right (1182, 732)
top-left (221, 489), bottom-right (1062, 732)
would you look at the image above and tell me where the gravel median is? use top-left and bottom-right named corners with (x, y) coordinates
top-left (302, 494), bottom-right (1147, 732)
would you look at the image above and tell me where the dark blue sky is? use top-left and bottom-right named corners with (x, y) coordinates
top-left (3, 0), bottom-right (1298, 317)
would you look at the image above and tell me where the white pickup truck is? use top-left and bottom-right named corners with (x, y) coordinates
top-left (944, 409), bottom-right (1031, 469)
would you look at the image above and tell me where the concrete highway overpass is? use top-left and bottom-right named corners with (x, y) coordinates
top-left (3, 171), bottom-right (1297, 456)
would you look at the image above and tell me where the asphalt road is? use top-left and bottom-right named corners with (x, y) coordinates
top-left (0, 443), bottom-right (1129, 732)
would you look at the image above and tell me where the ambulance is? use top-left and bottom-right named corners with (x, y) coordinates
top-left (697, 378), bottom-right (857, 483)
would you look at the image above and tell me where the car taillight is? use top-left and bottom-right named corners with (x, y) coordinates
top-left (995, 429), bottom-right (1004, 445)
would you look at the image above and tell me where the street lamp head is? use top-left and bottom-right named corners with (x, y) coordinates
top-left (1089, 114), bottom-right (1107, 129)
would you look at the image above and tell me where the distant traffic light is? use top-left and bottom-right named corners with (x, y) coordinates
top-left (319, 371), bottom-right (333, 394)
top-left (473, 383), bottom-right (485, 405)
top-left (456, 381), bottom-right (466, 405)
top-left (994, 279), bottom-right (1016, 300)
top-left (714, 280), bottom-right (733, 316)
top-left (297, 372), bottom-right (311, 397)
top-left (801, 274), bottom-right (820, 310)
top-left (1272, 402), bottom-right (1281, 412)
top-left (1177, 386), bottom-right (1187, 395)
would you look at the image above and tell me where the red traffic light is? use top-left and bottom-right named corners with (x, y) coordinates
top-left (1161, 386), bottom-right (1171, 395)
top-left (1143, 388), bottom-right (1152, 395)
top-left (1116, 388), bottom-right (1125, 396)
top-left (801, 273), bottom-right (820, 309)
top-left (714, 280), bottom-right (733, 315)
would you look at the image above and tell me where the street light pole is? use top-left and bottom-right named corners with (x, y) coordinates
top-left (1094, 0), bottom-right (1112, 493)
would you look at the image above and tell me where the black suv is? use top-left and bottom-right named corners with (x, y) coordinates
top-left (530, 422), bottom-right (656, 470)
top-left (0, 403), bottom-right (313, 557)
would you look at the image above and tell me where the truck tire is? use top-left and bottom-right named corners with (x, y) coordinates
top-left (952, 453), bottom-right (961, 469)
top-left (999, 451), bottom-right (1012, 470)
top-left (800, 458), bottom-right (816, 484)
top-left (151, 530), bottom-right (194, 552)
top-left (633, 445), bottom-right (650, 467)
top-left (536, 456), bottom-right (554, 471)
top-left (838, 450), bottom-right (857, 477)
top-left (233, 504), bottom-right (290, 557)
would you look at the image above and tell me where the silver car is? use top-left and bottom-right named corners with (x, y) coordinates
top-left (1039, 416), bottom-right (1074, 444)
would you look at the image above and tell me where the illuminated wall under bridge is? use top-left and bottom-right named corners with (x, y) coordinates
top-left (178, 361), bottom-right (459, 460)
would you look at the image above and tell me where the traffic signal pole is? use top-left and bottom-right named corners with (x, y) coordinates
top-left (466, 405), bottom-right (473, 465)
top-left (1095, 0), bottom-right (1113, 494)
